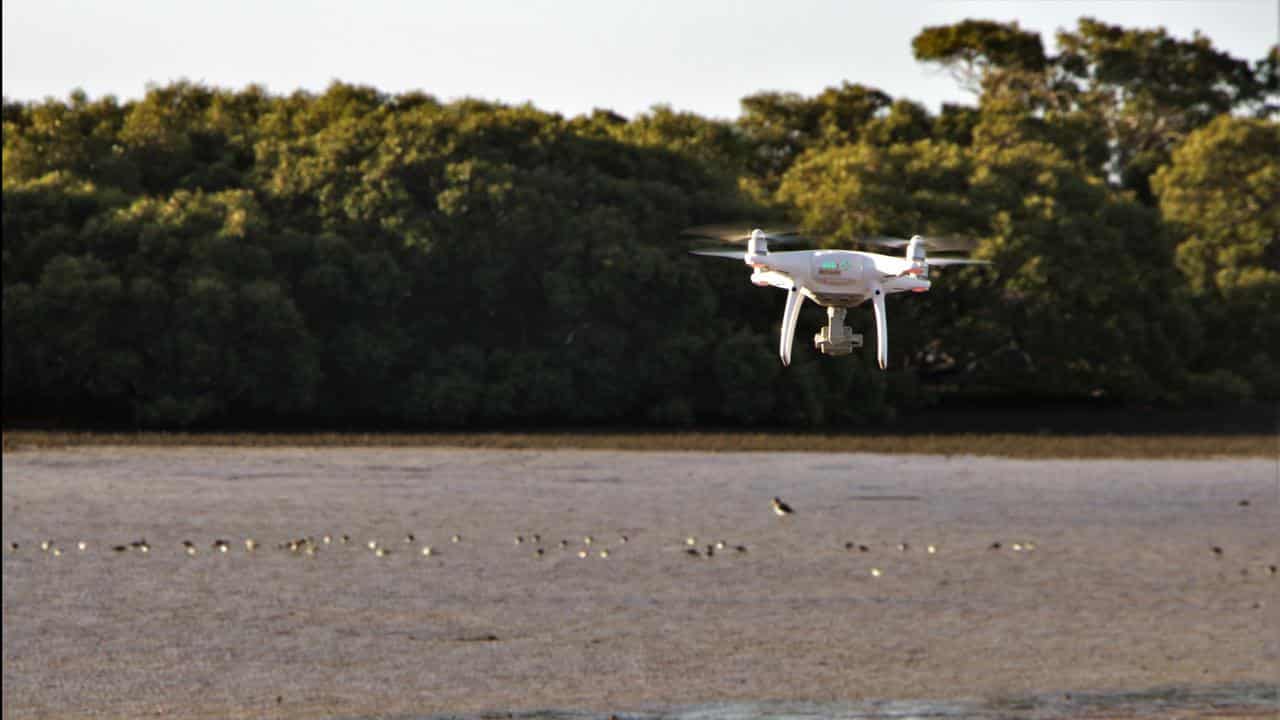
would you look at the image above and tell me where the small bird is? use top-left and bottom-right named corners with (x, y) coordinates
top-left (245, 539), bottom-right (258, 552)
top-left (989, 541), bottom-right (1002, 550)
top-left (534, 548), bottom-right (544, 558)
top-left (559, 540), bottom-right (569, 549)
top-left (421, 546), bottom-right (434, 556)
top-left (340, 535), bottom-right (351, 544)
top-left (715, 540), bottom-right (726, 550)
top-left (515, 536), bottom-right (524, 545)
top-left (186, 545), bottom-right (197, 556)
top-left (40, 540), bottom-right (52, 552)
top-left (77, 541), bottom-right (87, 552)
top-left (898, 542), bottom-right (910, 552)
top-left (322, 535), bottom-right (332, 545)
top-left (404, 533), bottom-right (415, 544)
top-left (451, 534), bottom-right (461, 544)
top-left (705, 544), bottom-right (715, 558)
top-left (532, 534), bottom-right (541, 543)
top-left (7, 542), bottom-right (17, 553)
top-left (578, 550), bottom-right (588, 559)
top-left (771, 497), bottom-right (794, 517)
top-left (1211, 546), bottom-right (1224, 557)
top-left (926, 544), bottom-right (938, 554)
top-left (619, 535), bottom-right (628, 544)
top-left (1012, 543), bottom-right (1024, 552)
top-left (367, 540), bottom-right (379, 550)
top-left (1238, 499), bottom-right (1250, 507)
top-left (213, 540), bottom-right (229, 553)
top-left (870, 568), bottom-right (882, 577)
top-left (599, 549), bottom-right (609, 558)
top-left (583, 536), bottom-right (593, 545)
top-left (685, 548), bottom-right (701, 557)
top-left (734, 545), bottom-right (748, 553)
top-left (112, 545), bottom-right (128, 553)
top-left (375, 547), bottom-right (390, 557)
top-left (685, 536), bottom-right (697, 546)
top-left (1267, 565), bottom-right (1277, 575)
top-left (52, 547), bottom-right (62, 557)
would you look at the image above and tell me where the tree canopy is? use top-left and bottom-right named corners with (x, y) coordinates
top-left (4, 18), bottom-right (1276, 428)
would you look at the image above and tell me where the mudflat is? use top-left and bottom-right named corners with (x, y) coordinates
top-left (2, 447), bottom-right (1276, 718)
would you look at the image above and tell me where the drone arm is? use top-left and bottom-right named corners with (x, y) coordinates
top-left (872, 286), bottom-right (888, 370)
top-left (780, 286), bottom-right (805, 366)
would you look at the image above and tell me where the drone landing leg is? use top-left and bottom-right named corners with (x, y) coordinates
top-left (780, 287), bottom-right (805, 366)
top-left (872, 287), bottom-right (888, 369)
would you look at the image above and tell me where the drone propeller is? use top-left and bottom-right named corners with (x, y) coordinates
top-left (927, 257), bottom-right (991, 266)
top-left (682, 223), bottom-right (809, 246)
top-left (690, 248), bottom-right (750, 260)
top-left (859, 234), bottom-right (976, 253)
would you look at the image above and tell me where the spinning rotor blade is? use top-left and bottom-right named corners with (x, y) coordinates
top-left (859, 235), bottom-right (977, 253)
top-left (682, 223), bottom-right (808, 245)
top-left (689, 248), bottom-right (749, 259)
top-left (927, 257), bottom-right (991, 266)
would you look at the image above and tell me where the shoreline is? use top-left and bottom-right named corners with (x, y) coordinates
top-left (3, 429), bottom-right (1275, 458)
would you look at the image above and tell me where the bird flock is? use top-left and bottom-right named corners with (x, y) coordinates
top-left (5, 496), bottom-right (1276, 580)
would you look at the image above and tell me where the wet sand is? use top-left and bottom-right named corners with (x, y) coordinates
top-left (2, 447), bottom-right (1277, 718)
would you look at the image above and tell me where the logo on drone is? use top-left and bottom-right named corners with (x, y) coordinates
top-left (817, 258), bottom-right (852, 275)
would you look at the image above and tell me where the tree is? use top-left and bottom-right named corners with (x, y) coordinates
top-left (913, 20), bottom-right (1046, 93)
top-left (1055, 18), bottom-right (1268, 201)
top-left (738, 82), bottom-right (893, 189)
top-left (1152, 115), bottom-right (1280, 398)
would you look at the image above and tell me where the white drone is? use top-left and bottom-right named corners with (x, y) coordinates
top-left (689, 226), bottom-right (988, 369)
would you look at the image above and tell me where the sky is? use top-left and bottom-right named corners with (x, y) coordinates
top-left (4, 0), bottom-right (1277, 119)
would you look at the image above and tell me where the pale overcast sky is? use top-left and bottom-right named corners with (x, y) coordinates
top-left (4, 1), bottom-right (1276, 118)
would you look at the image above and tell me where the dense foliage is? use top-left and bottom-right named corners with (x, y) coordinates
top-left (4, 18), bottom-right (1277, 428)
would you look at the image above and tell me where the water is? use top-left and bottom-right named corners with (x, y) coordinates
top-left (387, 684), bottom-right (1278, 720)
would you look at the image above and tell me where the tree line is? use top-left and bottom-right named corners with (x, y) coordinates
top-left (3, 18), bottom-right (1277, 428)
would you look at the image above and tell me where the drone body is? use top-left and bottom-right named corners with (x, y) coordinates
top-left (692, 228), bottom-right (984, 369)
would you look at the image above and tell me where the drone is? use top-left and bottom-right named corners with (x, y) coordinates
top-left (688, 225), bottom-right (988, 369)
